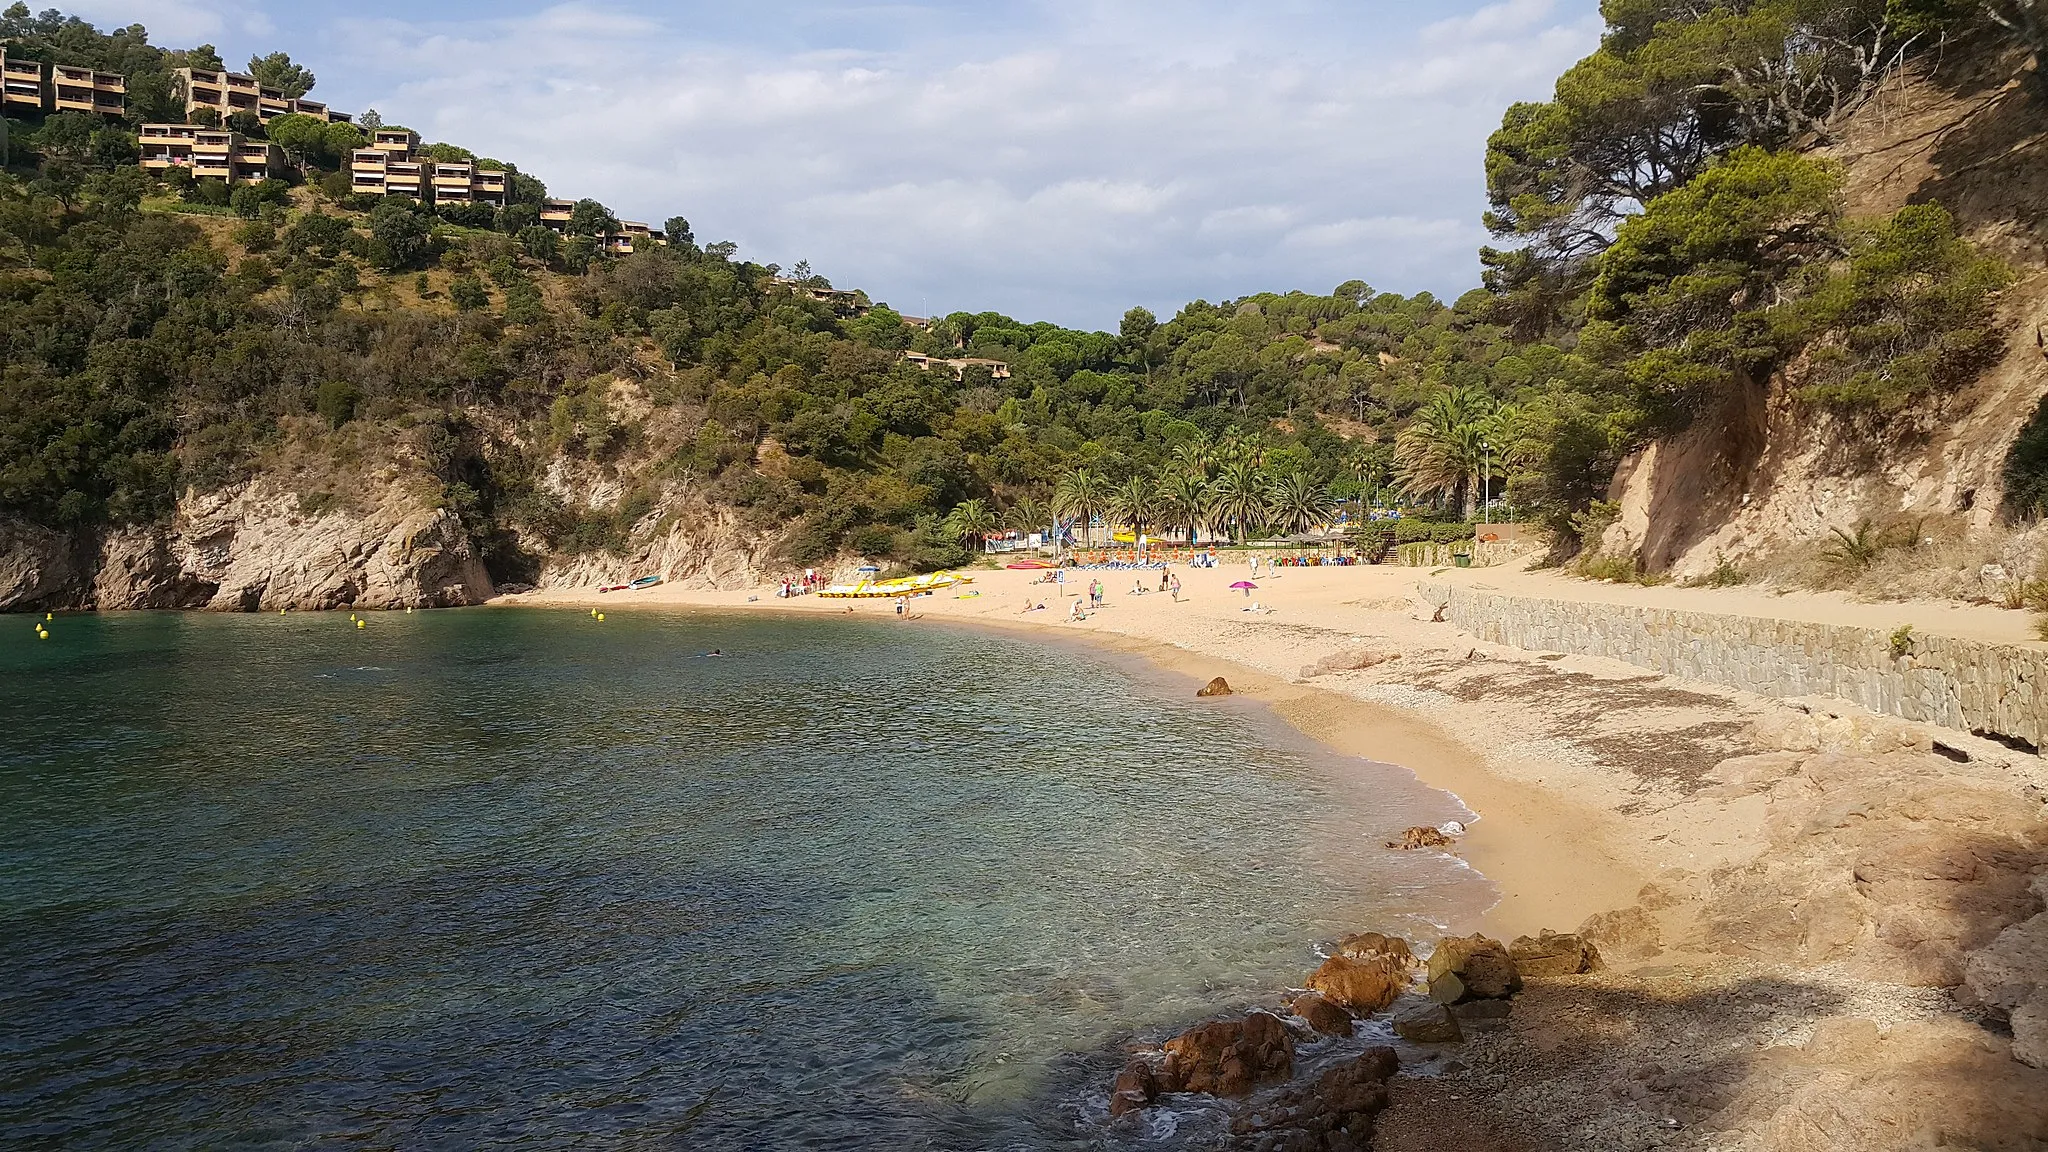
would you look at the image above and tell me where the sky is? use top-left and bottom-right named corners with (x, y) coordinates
top-left (65, 0), bottom-right (1604, 329)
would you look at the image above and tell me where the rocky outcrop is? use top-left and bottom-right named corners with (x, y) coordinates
top-left (1228, 1047), bottom-right (1398, 1152)
top-left (1509, 930), bottom-right (1602, 977)
top-left (533, 499), bottom-right (778, 592)
top-left (1334, 932), bottom-right (1414, 967)
top-left (1392, 1003), bottom-right (1462, 1043)
top-left (1286, 991), bottom-right (1355, 1037)
top-left (1161, 1012), bottom-right (1296, 1097)
top-left (1198, 676), bottom-right (1234, 697)
top-left (1307, 954), bottom-right (1404, 1014)
top-left (1387, 826), bottom-right (1452, 850)
top-left (1426, 935), bottom-right (1521, 1003)
top-left (0, 518), bottom-right (90, 610)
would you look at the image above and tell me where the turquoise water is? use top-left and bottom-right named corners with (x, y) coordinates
top-left (0, 609), bottom-right (1484, 1149)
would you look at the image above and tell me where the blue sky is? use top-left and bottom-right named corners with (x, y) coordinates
top-left (69, 0), bottom-right (1603, 328)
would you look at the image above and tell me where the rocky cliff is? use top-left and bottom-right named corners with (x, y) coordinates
top-left (0, 482), bottom-right (494, 612)
top-left (1602, 48), bottom-right (2048, 584)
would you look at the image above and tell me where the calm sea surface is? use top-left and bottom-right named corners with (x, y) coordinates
top-left (0, 609), bottom-right (1486, 1149)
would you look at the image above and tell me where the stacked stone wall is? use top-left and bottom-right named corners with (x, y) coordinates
top-left (1419, 582), bottom-right (2047, 748)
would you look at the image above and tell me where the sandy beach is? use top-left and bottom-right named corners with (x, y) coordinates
top-left (501, 560), bottom-right (2048, 1149)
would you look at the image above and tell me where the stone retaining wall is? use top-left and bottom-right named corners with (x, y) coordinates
top-left (1419, 582), bottom-right (2047, 748)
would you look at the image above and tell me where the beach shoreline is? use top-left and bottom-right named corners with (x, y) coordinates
top-left (502, 562), bottom-right (2048, 1149)
top-left (498, 565), bottom-right (1648, 943)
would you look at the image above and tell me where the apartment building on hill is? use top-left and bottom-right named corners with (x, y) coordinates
top-left (347, 128), bottom-right (506, 206)
top-left (138, 123), bottom-right (284, 184)
top-left (175, 66), bottom-right (351, 124)
top-left (0, 47), bottom-right (43, 114)
top-left (1, 49), bottom-right (125, 117)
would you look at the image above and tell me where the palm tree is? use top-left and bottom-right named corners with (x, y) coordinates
top-left (1105, 476), bottom-right (1157, 542)
top-left (1209, 458), bottom-right (1270, 544)
top-left (1004, 496), bottom-right (1048, 537)
top-left (1053, 468), bottom-right (1109, 548)
top-left (1170, 431), bottom-right (1216, 478)
top-left (1394, 385), bottom-right (1496, 516)
top-left (1267, 471), bottom-right (1336, 536)
top-left (942, 498), bottom-right (999, 554)
top-left (1156, 469), bottom-right (1211, 545)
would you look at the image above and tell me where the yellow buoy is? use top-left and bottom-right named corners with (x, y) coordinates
top-left (596, 612), bottom-right (605, 622)
top-left (38, 632), bottom-right (48, 640)
top-left (280, 608), bottom-right (287, 615)
top-left (406, 606), bottom-right (413, 614)
top-left (356, 619), bottom-right (366, 629)
top-left (45, 612), bottom-right (52, 620)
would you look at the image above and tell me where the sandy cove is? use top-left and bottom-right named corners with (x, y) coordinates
top-left (501, 562), bottom-right (2048, 1151)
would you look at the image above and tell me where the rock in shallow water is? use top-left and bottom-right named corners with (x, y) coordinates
top-left (1229, 1046), bottom-right (1399, 1151)
top-left (1386, 826), bottom-right (1453, 850)
top-left (1197, 676), bottom-right (1234, 697)
top-left (1162, 1011), bottom-right (1295, 1097)
top-left (1287, 991), bottom-right (1356, 1037)
top-left (1308, 954), bottom-right (1404, 1014)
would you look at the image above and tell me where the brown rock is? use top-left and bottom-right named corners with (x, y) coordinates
top-left (1425, 935), bottom-right (1521, 1001)
top-left (1386, 826), bottom-right (1453, 850)
top-left (1230, 1047), bottom-right (1399, 1149)
top-left (1509, 930), bottom-right (1602, 976)
top-left (1336, 932), bottom-right (1414, 966)
top-left (1161, 1012), bottom-right (1294, 1097)
top-left (1578, 906), bottom-right (1665, 963)
top-left (1287, 991), bottom-right (1355, 1037)
top-left (1108, 1057), bottom-right (1161, 1118)
top-left (1426, 970), bottom-right (1466, 1005)
top-left (1307, 954), bottom-right (1404, 1014)
top-left (1392, 1003), bottom-right (1463, 1043)
top-left (1196, 676), bottom-right (1233, 697)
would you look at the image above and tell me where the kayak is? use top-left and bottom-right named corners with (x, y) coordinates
top-left (630, 575), bottom-right (664, 589)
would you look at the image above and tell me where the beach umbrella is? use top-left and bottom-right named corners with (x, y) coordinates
top-left (1230, 580), bottom-right (1258, 596)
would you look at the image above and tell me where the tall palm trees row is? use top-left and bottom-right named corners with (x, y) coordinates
top-left (941, 387), bottom-right (1524, 553)
top-left (1041, 461), bottom-right (1340, 548)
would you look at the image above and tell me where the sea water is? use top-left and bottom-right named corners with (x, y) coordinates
top-left (0, 609), bottom-right (1487, 1149)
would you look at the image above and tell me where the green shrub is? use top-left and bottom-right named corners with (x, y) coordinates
top-left (315, 380), bottom-right (361, 428)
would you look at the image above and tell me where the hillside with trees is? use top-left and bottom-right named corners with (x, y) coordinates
top-left (0, 1), bottom-right (2044, 609)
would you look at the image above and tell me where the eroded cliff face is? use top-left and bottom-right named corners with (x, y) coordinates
top-left (0, 482), bottom-right (495, 612)
top-left (1603, 51), bottom-right (2048, 580)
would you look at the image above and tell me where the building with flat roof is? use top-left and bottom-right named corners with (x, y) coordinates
top-left (175, 67), bottom-right (350, 124)
top-left (138, 124), bottom-right (281, 184)
top-left (371, 128), bottom-right (419, 152)
top-left (51, 62), bottom-right (123, 116)
top-left (1, 48), bottom-right (47, 114)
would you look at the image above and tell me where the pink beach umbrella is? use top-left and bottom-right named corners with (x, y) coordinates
top-left (1230, 580), bottom-right (1258, 596)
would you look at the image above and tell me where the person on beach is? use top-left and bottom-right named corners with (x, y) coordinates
top-left (1068, 599), bottom-right (1086, 622)
top-left (1170, 574), bottom-right (1182, 602)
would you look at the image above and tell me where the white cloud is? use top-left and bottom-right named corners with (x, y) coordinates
top-left (297, 0), bottom-right (1601, 328)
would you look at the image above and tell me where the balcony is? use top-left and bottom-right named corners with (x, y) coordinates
top-left (187, 84), bottom-right (223, 106)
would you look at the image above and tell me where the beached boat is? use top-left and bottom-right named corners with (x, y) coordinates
top-left (630, 575), bottom-right (663, 589)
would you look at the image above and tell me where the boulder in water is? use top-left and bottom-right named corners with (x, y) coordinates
top-left (1307, 954), bottom-right (1404, 1014)
top-left (1287, 990), bottom-right (1356, 1037)
top-left (1108, 1057), bottom-right (1162, 1118)
top-left (1196, 676), bottom-right (1233, 697)
top-left (1336, 931), bottom-right (1414, 967)
top-left (1160, 1011), bottom-right (1294, 1097)
top-left (1229, 1046), bottom-right (1399, 1148)
top-left (1387, 826), bottom-right (1453, 850)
